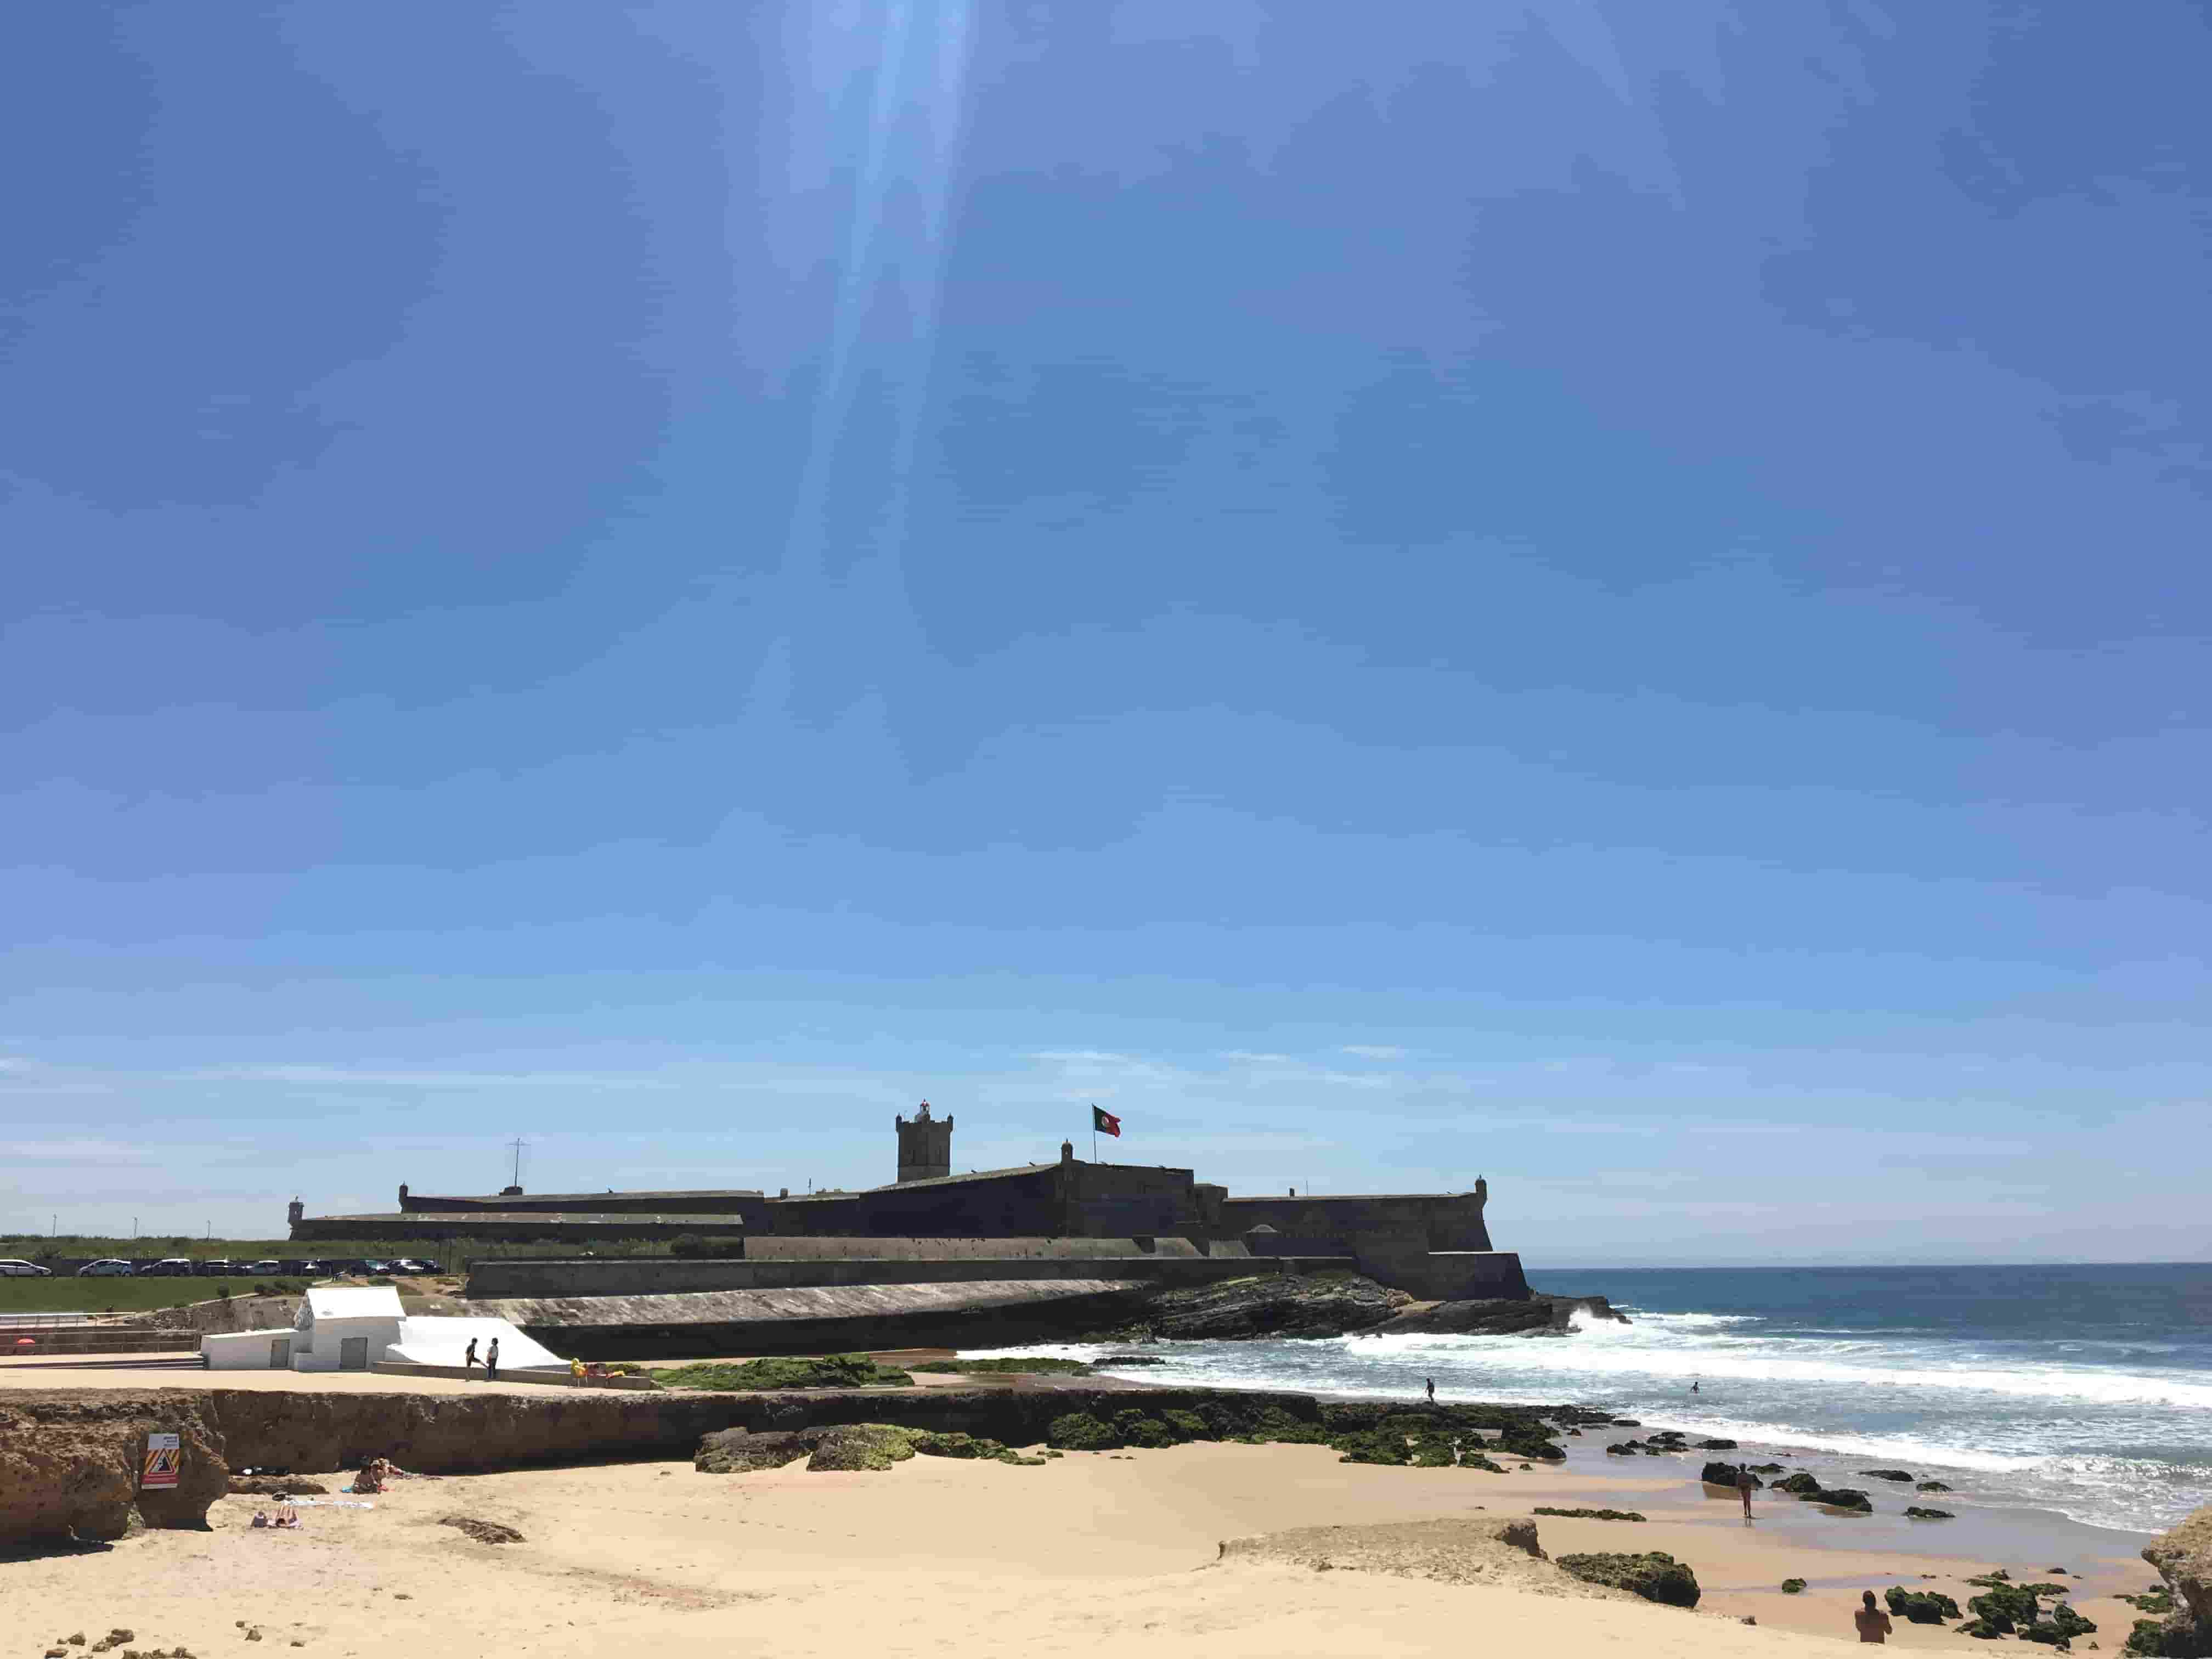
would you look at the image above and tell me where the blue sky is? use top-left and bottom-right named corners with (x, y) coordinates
top-left (3, 2), bottom-right (2205, 1265)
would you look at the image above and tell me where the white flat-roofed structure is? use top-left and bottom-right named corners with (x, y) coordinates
top-left (202, 1328), bottom-right (301, 1370)
top-left (291, 1285), bottom-right (404, 1372)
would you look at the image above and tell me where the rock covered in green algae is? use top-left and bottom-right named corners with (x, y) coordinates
top-left (804, 1425), bottom-right (920, 1471)
top-left (1860, 1468), bottom-right (1916, 1482)
top-left (656, 1353), bottom-right (916, 1392)
top-left (1886, 1587), bottom-right (1962, 1623)
top-left (1905, 1506), bottom-right (1956, 1519)
top-left (1702, 1462), bottom-right (1759, 1487)
top-left (1045, 1412), bottom-right (1119, 1452)
top-left (1773, 1472), bottom-right (1824, 1494)
top-left (1781, 1578), bottom-right (1807, 1594)
top-left (1554, 1550), bottom-right (1701, 1609)
top-left (1534, 1506), bottom-right (1646, 1522)
top-left (1971, 1583), bottom-right (2045, 1632)
top-left (695, 1429), bottom-right (817, 1473)
top-left (1917, 1480), bottom-right (1955, 1492)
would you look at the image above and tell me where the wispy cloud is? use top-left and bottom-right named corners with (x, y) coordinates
top-left (173, 1065), bottom-right (678, 1090)
top-left (1340, 1045), bottom-right (1407, 1061)
top-left (0, 1138), bottom-right (156, 1165)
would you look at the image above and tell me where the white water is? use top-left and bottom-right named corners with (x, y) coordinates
top-left (972, 1303), bottom-right (2212, 1533)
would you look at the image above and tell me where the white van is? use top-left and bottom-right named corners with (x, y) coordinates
top-left (0, 1259), bottom-right (52, 1277)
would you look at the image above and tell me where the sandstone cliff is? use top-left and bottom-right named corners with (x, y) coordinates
top-left (0, 1392), bottom-right (228, 1543)
top-left (2135, 1502), bottom-right (2212, 1657)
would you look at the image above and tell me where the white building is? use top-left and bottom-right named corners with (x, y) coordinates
top-left (201, 1285), bottom-right (403, 1372)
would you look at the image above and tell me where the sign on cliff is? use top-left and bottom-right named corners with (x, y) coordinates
top-left (141, 1432), bottom-right (180, 1490)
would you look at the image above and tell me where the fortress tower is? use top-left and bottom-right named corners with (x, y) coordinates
top-left (895, 1101), bottom-right (952, 1184)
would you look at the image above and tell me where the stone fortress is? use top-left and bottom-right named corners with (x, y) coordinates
top-left (290, 1105), bottom-right (1528, 1353)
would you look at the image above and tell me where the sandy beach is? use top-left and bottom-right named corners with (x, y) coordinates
top-left (2, 1387), bottom-right (2157, 1659)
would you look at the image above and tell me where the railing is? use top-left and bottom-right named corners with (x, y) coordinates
top-left (0, 1312), bottom-right (93, 1329)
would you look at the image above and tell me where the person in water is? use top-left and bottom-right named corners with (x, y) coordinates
top-left (1854, 1590), bottom-right (1893, 1644)
top-left (1690, 1379), bottom-right (1700, 1393)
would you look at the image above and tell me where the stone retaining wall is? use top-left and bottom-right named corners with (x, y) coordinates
top-left (464, 1250), bottom-right (1338, 1300)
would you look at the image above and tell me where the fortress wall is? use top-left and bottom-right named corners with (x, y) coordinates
top-left (400, 1191), bottom-right (768, 1220)
top-left (750, 1235), bottom-right (1154, 1261)
top-left (463, 1249), bottom-right (1345, 1301)
top-left (1220, 1190), bottom-right (1492, 1253)
top-left (1062, 1161), bottom-right (1211, 1237)
top-left (291, 1214), bottom-right (742, 1245)
top-left (1348, 1250), bottom-right (1528, 1302)
top-left (767, 1166), bottom-right (1066, 1238)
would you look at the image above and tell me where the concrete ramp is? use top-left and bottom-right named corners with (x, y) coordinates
top-left (459, 1277), bottom-right (1150, 1359)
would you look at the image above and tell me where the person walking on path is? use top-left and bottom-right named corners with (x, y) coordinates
top-left (1737, 1465), bottom-right (1756, 1525)
top-left (1854, 1591), bottom-right (1893, 1644)
top-left (1425, 1376), bottom-right (1436, 1404)
top-left (484, 1336), bottom-right (500, 1383)
top-left (464, 1337), bottom-right (479, 1372)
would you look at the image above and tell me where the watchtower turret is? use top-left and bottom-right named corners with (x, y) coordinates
top-left (895, 1101), bottom-right (953, 1184)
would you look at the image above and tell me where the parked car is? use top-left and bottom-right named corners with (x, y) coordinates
top-left (140, 1258), bottom-right (198, 1277)
top-left (390, 1258), bottom-right (438, 1276)
top-left (276, 1260), bottom-right (323, 1277)
top-left (242, 1260), bottom-right (283, 1276)
top-left (77, 1259), bottom-right (135, 1277)
top-left (195, 1259), bottom-right (238, 1277)
top-left (0, 1259), bottom-right (52, 1277)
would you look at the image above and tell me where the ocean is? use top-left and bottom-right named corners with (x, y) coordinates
top-left (980, 1261), bottom-right (2212, 1537)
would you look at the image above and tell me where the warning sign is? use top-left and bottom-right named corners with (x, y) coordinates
top-left (142, 1432), bottom-right (180, 1490)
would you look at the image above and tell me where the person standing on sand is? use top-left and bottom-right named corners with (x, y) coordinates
top-left (1854, 1591), bottom-right (1893, 1643)
top-left (1737, 1465), bottom-right (1755, 1525)
top-left (486, 1336), bottom-right (500, 1381)
top-left (464, 1338), bottom-right (478, 1372)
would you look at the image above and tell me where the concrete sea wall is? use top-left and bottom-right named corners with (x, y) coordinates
top-left (0, 1383), bottom-right (1330, 1541)
top-left (460, 1277), bottom-right (1160, 1358)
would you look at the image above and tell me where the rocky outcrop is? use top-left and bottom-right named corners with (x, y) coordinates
top-left (697, 1421), bottom-right (1044, 1471)
top-left (1114, 1272), bottom-right (1403, 1339)
top-left (1555, 1550), bottom-right (1702, 1608)
top-left (695, 1427), bottom-right (815, 1472)
top-left (0, 1392), bottom-right (228, 1542)
top-left (1702, 1462), bottom-right (1758, 1487)
top-left (1091, 1275), bottom-right (1627, 1344)
top-left (1860, 1468), bottom-right (1916, 1482)
top-left (2131, 1503), bottom-right (2212, 1657)
top-left (1367, 1293), bottom-right (1629, 1339)
top-left (1887, 1588), bottom-right (1963, 1624)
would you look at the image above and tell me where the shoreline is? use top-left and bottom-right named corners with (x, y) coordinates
top-left (1076, 1362), bottom-right (2166, 1547)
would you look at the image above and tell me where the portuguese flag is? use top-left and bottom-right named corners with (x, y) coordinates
top-left (1091, 1105), bottom-right (1122, 1138)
